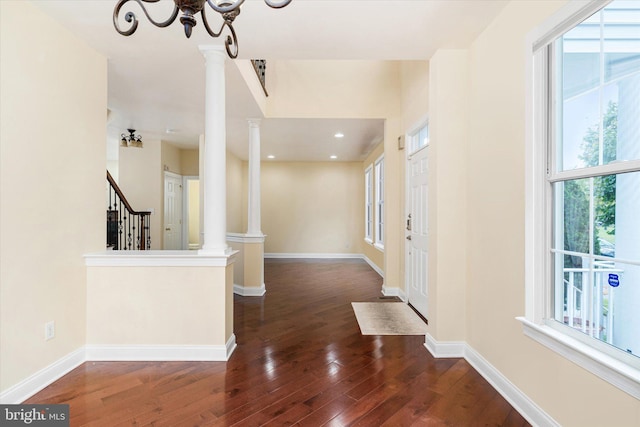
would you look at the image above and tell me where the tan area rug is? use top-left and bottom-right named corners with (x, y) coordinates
top-left (351, 302), bottom-right (428, 335)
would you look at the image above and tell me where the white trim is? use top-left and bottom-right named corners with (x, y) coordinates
top-left (226, 232), bottom-right (266, 244)
top-left (424, 335), bottom-right (560, 427)
top-left (524, 0), bottom-right (640, 399)
top-left (0, 347), bottom-right (85, 404)
top-left (464, 344), bottom-right (560, 427)
top-left (233, 283), bottom-right (266, 296)
top-left (374, 155), bottom-right (385, 248)
top-left (86, 336), bottom-right (237, 362)
top-left (518, 317), bottom-right (640, 400)
top-left (362, 255), bottom-right (383, 277)
top-left (530, 0), bottom-right (613, 52)
top-left (84, 250), bottom-right (238, 267)
top-left (381, 285), bottom-right (406, 302)
top-left (549, 160), bottom-right (640, 182)
top-left (365, 165), bottom-right (373, 242)
top-left (424, 334), bottom-right (465, 358)
top-left (265, 253), bottom-right (363, 259)
top-left (0, 337), bottom-right (238, 403)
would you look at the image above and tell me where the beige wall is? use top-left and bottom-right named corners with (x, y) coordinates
top-left (427, 49), bottom-right (469, 341)
top-left (161, 142), bottom-right (181, 175)
top-left (181, 149), bottom-right (199, 177)
top-left (266, 60), bottom-right (404, 286)
top-left (0, 1), bottom-right (106, 392)
top-left (188, 180), bottom-right (200, 246)
top-left (268, 61), bottom-right (401, 119)
top-left (261, 162), bottom-right (364, 255)
top-left (87, 265), bottom-right (230, 345)
top-left (119, 139), bottom-right (162, 249)
top-left (227, 151), bottom-right (244, 234)
top-left (161, 142), bottom-right (198, 177)
top-left (400, 61), bottom-right (430, 132)
top-left (465, 0), bottom-right (639, 425)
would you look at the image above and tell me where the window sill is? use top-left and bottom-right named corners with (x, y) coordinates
top-left (364, 238), bottom-right (373, 245)
top-left (516, 316), bottom-right (640, 399)
top-left (374, 243), bottom-right (384, 252)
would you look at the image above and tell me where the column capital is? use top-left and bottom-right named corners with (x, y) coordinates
top-left (198, 45), bottom-right (226, 60)
top-left (247, 118), bottom-right (262, 128)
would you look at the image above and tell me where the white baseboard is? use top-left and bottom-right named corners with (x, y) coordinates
top-left (424, 334), bottom-right (466, 358)
top-left (86, 338), bottom-right (236, 362)
top-left (381, 285), bottom-right (407, 301)
top-left (233, 283), bottom-right (266, 296)
top-left (265, 253), bottom-right (363, 259)
top-left (0, 347), bottom-right (85, 404)
top-left (425, 334), bottom-right (559, 427)
top-left (362, 255), bottom-right (384, 277)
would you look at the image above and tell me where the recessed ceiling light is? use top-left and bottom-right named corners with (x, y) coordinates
top-left (330, 155), bottom-right (337, 159)
top-left (334, 132), bottom-right (344, 138)
top-left (267, 155), bottom-right (275, 159)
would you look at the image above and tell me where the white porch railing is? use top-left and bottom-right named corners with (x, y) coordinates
top-left (563, 260), bottom-right (622, 344)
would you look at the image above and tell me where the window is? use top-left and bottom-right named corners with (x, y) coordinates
top-left (523, 0), bottom-right (640, 398)
top-left (375, 156), bottom-right (384, 250)
top-left (365, 165), bottom-right (373, 243)
top-left (410, 122), bottom-right (429, 154)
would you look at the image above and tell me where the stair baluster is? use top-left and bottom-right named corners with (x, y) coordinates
top-left (107, 171), bottom-right (151, 250)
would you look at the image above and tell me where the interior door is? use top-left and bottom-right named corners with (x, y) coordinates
top-left (164, 172), bottom-right (183, 249)
top-left (406, 145), bottom-right (429, 318)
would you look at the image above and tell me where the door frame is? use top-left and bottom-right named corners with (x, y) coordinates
top-left (182, 175), bottom-right (200, 250)
top-left (404, 117), bottom-right (430, 316)
top-left (163, 171), bottom-right (184, 250)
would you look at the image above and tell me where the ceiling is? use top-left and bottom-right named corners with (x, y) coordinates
top-left (32, 0), bottom-right (509, 161)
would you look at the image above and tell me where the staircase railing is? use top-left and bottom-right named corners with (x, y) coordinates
top-left (107, 170), bottom-right (151, 250)
top-left (251, 59), bottom-right (268, 96)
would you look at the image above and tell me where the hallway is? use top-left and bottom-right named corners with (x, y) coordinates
top-left (26, 259), bottom-right (529, 426)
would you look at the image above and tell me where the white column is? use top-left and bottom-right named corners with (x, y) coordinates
top-left (247, 119), bottom-right (262, 236)
top-left (199, 46), bottom-right (228, 255)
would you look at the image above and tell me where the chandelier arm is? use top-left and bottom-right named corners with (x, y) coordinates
top-left (263, 0), bottom-right (292, 9)
top-left (200, 8), bottom-right (225, 38)
top-left (205, 0), bottom-right (246, 14)
top-left (201, 10), bottom-right (239, 59)
top-left (224, 24), bottom-right (239, 59)
top-left (113, 0), bottom-right (179, 36)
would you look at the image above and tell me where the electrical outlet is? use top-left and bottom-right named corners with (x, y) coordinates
top-left (45, 321), bottom-right (55, 341)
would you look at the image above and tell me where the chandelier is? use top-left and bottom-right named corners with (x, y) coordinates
top-left (121, 129), bottom-right (143, 148)
top-left (113, 0), bottom-right (293, 59)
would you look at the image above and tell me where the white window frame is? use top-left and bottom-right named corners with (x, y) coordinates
top-left (520, 0), bottom-right (640, 399)
top-left (410, 121), bottom-right (429, 154)
top-left (365, 165), bottom-right (373, 243)
top-left (374, 155), bottom-right (384, 250)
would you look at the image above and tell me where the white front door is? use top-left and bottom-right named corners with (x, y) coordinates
top-left (406, 145), bottom-right (429, 318)
top-left (164, 172), bottom-right (183, 250)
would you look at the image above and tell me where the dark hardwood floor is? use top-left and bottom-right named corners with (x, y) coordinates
top-left (26, 259), bottom-right (530, 426)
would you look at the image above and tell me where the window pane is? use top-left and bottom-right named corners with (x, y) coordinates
top-left (418, 125), bottom-right (429, 149)
top-left (556, 2), bottom-right (640, 172)
top-left (553, 171), bottom-right (640, 358)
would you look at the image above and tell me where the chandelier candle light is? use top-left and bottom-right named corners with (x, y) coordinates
top-left (121, 129), bottom-right (143, 148)
top-left (113, 0), bottom-right (293, 58)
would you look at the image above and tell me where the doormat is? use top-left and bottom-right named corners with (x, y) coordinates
top-left (351, 302), bottom-right (428, 335)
